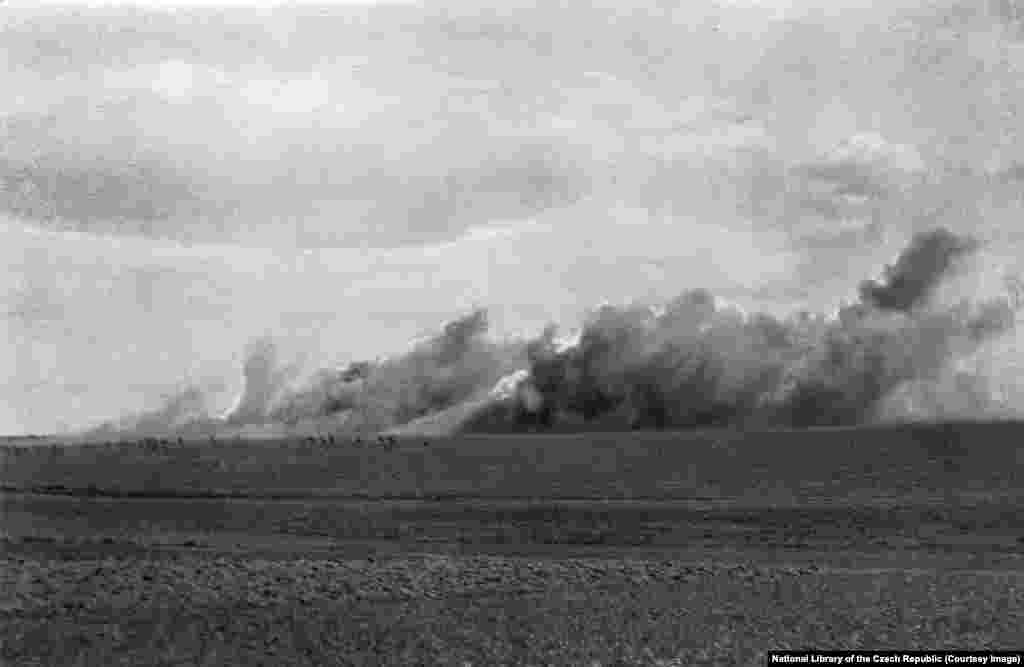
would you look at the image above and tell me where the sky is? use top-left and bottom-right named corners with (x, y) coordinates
top-left (3, 0), bottom-right (1024, 434)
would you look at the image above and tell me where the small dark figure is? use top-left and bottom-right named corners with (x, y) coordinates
top-left (354, 437), bottom-right (363, 448)
top-left (177, 437), bottom-right (184, 447)
top-left (328, 434), bottom-right (336, 445)
top-left (424, 440), bottom-right (430, 447)
top-left (209, 435), bottom-right (216, 445)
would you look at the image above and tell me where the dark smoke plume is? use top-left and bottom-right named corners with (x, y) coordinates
top-left (464, 228), bottom-right (1021, 433)
top-left (857, 227), bottom-right (981, 312)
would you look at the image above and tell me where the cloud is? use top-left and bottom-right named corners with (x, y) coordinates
top-left (150, 60), bottom-right (200, 99)
top-left (0, 149), bottom-right (201, 225)
top-left (240, 72), bottom-right (331, 113)
top-left (824, 132), bottom-right (926, 174)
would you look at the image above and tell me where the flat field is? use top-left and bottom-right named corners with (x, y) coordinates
top-left (3, 421), bottom-right (1024, 665)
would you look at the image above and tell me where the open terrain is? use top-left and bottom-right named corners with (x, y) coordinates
top-left (3, 421), bottom-right (1024, 665)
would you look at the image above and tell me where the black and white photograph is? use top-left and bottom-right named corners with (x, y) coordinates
top-left (3, 0), bottom-right (1024, 663)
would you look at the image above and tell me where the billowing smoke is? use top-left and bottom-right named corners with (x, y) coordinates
top-left (209, 308), bottom-right (507, 431)
top-left (341, 309), bottom-right (521, 432)
top-left (464, 228), bottom-right (1022, 433)
top-left (104, 307), bottom-right (531, 438)
top-left (86, 381), bottom-right (228, 438)
top-left (857, 227), bottom-right (981, 312)
top-left (224, 338), bottom-right (303, 426)
top-left (91, 228), bottom-right (1023, 439)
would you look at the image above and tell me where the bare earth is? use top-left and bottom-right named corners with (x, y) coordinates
top-left (2, 421), bottom-right (1024, 665)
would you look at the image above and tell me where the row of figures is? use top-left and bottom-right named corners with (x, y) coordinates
top-left (2, 434), bottom-right (430, 458)
top-left (2, 436), bottom-right (187, 458)
top-left (299, 434), bottom-right (405, 450)
top-left (138, 436), bottom-right (184, 452)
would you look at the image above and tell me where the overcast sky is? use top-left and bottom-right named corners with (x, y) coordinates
top-left (4, 0), bottom-right (1024, 434)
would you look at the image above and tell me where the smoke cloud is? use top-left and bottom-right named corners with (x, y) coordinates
top-left (465, 227), bottom-right (1023, 433)
top-left (87, 307), bottom-right (529, 438)
top-left (857, 228), bottom-right (981, 312)
top-left (89, 227), bottom-right (1023, 440)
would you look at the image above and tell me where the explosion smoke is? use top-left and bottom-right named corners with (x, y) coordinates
top-left (90, 228), bottom-right (1022, 440)
top-left (857, 227), bottom-right (981, 312)
top-left (466, 228), bottom-right (1022, 433)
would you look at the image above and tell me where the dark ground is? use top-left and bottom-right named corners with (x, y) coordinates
top-left (3, 421), bottom-right (1024, 664)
